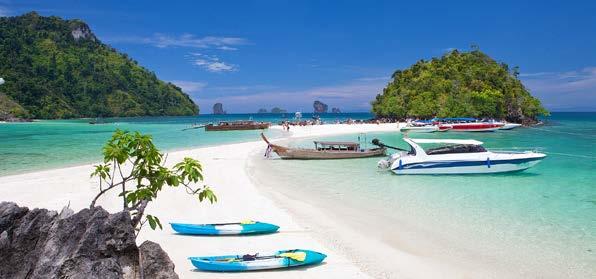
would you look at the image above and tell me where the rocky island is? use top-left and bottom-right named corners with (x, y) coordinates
top-left (271, 107), bottom-right (287, 113)
top-left (0, 12), bottom-right (198, 119)
top-left (213, 103), bottom-right (226, 114)
top-left (313, 101), bottom-right (328, 113)
top-left (372, 49), bottom-right (548, 123)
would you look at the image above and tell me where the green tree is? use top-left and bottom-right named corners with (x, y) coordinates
top-left (372, 49), bottom-right (549, 122)
top-left (90, 130), bottom-right (216, 235)
top-left (0, 12), bottom-right (199, 119)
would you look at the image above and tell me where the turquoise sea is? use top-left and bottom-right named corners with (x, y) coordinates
top-left (2, 112), bottom-right (595, 276)
top-left (251, 112), bottom-right (596, 277)
top-left (0, 113), bottom-right (370, 176)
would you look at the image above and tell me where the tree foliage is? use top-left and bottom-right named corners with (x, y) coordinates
top-left (90, 130), bottom-right (216, 236)
top-left (371, 49), bottom-right (549, 122)
top-left (0, 12), bottom-right (198, 119)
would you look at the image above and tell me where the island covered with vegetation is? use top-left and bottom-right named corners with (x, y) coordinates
top-left (371, 49), bottom-right (548, 123)
top-left (0, 12), bottom-right (198, 119)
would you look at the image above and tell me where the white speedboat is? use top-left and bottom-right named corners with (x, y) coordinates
top-left (375, 138), bottom-right (545, 174)
top-left (400, 125), bottom-right (439, 133)
top-left (499, 123), bottom-right (522, 130)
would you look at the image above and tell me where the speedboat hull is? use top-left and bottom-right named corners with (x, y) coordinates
top-left (390, 156), bottom-right (544, 175)
top-left (499, 123), bottom-right (522, 130)
top-left (400, 126), bottom-right (439, 133)
top-left (377, 137), bottom-right (546, 175)
top-left (445, 123), bottom-right (503, 132)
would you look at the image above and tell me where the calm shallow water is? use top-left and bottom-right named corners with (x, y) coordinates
top-left (252, 112), bottom-right (596, 277)
top-left (0, 113), bottom-right (372, 176)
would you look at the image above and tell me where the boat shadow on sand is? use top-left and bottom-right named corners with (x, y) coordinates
top-left (189, 261), bottom-right (328, 273)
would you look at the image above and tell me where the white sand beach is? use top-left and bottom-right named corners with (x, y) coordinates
top-left (0, 123), bottom-right (488, 278)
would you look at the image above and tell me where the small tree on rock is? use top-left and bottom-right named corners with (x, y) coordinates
top-left (90, 129), bottom-right (216, 235)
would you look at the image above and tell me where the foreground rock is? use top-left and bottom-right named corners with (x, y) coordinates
top-left (0, 202), bottom-right (178, 279)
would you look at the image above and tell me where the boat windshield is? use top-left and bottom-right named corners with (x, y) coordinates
top-left (424, 144), bottom-right (486, 155)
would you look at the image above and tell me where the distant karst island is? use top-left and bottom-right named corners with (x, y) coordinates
top-left (257, 107), bottom-right (287, 113)
top-left (372, 48), bottom-right (548, 123)
top-left (213, 103), bottom-right (226, 114)
top-left (313, 100), bottom-right (328, 113)
top-left (312, 101), bottom-right (342, 114)
top-left (0, 12), bottom-right (198, 120)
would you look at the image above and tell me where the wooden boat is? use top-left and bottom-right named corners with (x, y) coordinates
top-left (189, 249), bottom-right (326, 272)
top-left (261, 133), bottom-right (386, 159)
top-left (205, 121), bottom-right (270, 131)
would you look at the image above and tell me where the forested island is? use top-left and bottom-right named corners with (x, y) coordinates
top-left (0, 12), bottom-right (198, 119)
top-left (372, 49), bottom-right (548, 123)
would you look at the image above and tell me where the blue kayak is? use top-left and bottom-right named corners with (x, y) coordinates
top-left (189, 249), bottom-right (327, 272)
top-left (170, 221), bottom-right (279, 235)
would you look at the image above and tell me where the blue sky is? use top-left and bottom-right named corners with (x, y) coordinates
top-left (2, 0), bottom-right (595, 112)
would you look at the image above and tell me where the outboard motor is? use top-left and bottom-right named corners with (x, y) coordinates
top-left (377, 158), bottom-right (391, 169)
top-left (372, 138), bottom-right (407, 170)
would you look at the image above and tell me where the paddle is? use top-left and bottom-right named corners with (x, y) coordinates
top-left (371, 139), bottom-right (408, 151)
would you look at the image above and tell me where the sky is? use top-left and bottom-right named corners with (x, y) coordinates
top-left (1, 0), bottom-right (595, 113)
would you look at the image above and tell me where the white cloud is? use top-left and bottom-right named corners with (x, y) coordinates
top-left (522, 67), bottom-right (596, 93)
top-left (170, 80), bottom-right (207, 93)
top-left (521, 67), bottom-right (596, 111)
top-left (217, 46), bottom-right (238, 51)
top-left (196, 77), bottom-right (389, 112)
top-left (0, 6), bottom-right (11, 17)
top-left (188, 53), bottom-right (237, 73)
top-left (105, 33), bottom-right (248, 50)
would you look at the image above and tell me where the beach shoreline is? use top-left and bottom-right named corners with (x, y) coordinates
top-left (2, 122), bottom-right (593, 278)
top-left (0, 123), bottom-right (402, 278)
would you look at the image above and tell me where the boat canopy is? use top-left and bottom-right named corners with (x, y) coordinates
top-left (409, 139), bottom-right (483, 145)
top-left (313, 141), bottom-right (360, 147)
top-left (431, 117), bottom-right (477, 122)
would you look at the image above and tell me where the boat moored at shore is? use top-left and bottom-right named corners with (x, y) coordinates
top-left (261, 133), bottom-right (386, 159)
top-left (499, 122), bottom-right (523, 130)
top-left (205, 120), bottom-right (271, 131)
top-left (376, 138), bottom-right (546, 174)
top-left (432, 118), bottom-right (504, 132)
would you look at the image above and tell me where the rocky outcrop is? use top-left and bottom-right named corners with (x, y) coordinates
top-left (0, 202), bottom-right (178, 279)
top-left (213, 103), bottom-right (225, 114)
top-left (331, 107), bottom-right (341, 113)
top-left (139, 241), bottom-right (178, 279)
top-left (271, 107), bottom-right (287, 113)
top-left (313, 101), bottom-right (328, 113)
top-left (70, 23), bottom-right (96, 42)
top-left (257, 108), bottom-right (267, 113)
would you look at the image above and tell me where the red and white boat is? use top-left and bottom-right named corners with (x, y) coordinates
top-left (447, 122), bottom-right (503, 132)
top-left (432, 118), bottom-right (504, 132)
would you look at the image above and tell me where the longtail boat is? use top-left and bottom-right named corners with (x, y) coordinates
top-left (205, 121), bottom-right (270, 131)
top-left (261, 133), bottom-right (386, 159)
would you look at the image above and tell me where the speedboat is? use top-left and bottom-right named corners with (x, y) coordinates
top-left (400, 125), bottom-right (439, 133)
top-left (400, 121), bottom-right (451, 133)
top-left (375, 138), bottom-right (546, 174)
top-left (432, 118), bottom-right (503, 132)
top-left (499, 123), bottom-right (522, 130)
